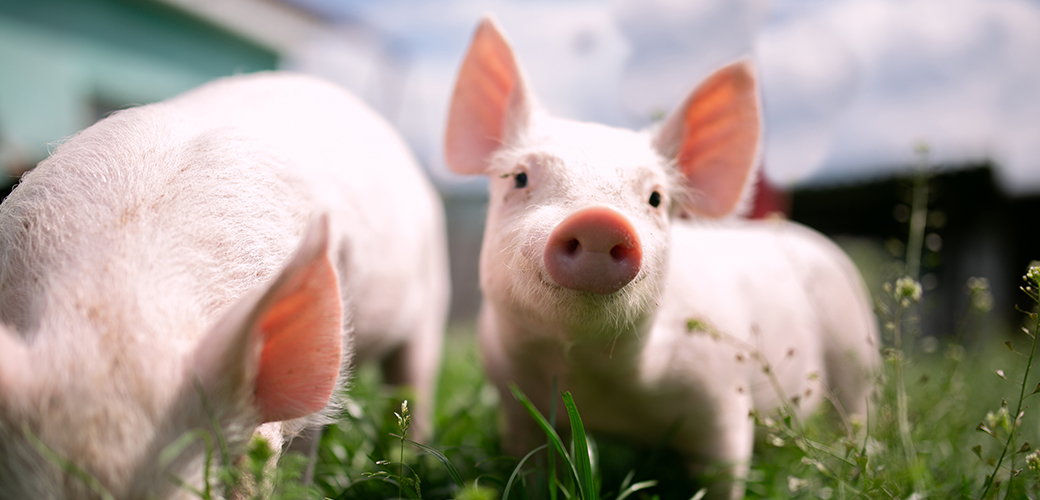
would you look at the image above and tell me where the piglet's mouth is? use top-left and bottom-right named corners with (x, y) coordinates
top-left (537, 270), bottom-right (645, 297)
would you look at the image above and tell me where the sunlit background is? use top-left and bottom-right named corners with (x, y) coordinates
top-left (1, 0), bottom-right (1039, 337)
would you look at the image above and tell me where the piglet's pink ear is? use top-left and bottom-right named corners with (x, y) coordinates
top-left (655, 60), bottom-right (761, 218)
top-left (445, 15), bottom-right (533, 175)
top-left (193, 214), bottom-right (344, 423)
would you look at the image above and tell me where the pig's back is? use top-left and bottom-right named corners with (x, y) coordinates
top-left (657, 219), bottom-right (877, 414)
top-left (168, 72), bottom-right (449, 360)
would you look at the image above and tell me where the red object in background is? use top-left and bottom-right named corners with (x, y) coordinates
top-left (747, 169), bottom-right (790, 219)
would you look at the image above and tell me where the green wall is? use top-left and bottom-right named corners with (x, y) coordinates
top-left (0, 0), bottom-right (279, 168)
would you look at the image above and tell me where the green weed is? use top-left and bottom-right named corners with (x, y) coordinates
top-left (296, 149), bottom-right (1040, 498)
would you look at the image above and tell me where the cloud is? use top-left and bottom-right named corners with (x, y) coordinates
top-left (755, 17), bottom-right (860, 185)
top-left (760, 0), bottom-right (1040, 191)
top-left (609, 0), bottom-right (1040, 191)
top-left (288, 0), bottom-right (1040, 194)
top-left (287, 0), bottom-right (630, 189)
top-left (613, 0), bottom-right (770, 124)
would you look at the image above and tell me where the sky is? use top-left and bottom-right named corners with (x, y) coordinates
top-left (284, 0), bottom-right (1040, 195)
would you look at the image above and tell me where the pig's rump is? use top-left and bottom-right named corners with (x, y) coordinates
top-left (0, 73), bottom-right (448, 499)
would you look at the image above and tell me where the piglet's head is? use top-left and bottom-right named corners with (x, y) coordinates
top-left (0, 216), bottom-right (343, 499)
top-left (445, 16), bottom-right (760, 332)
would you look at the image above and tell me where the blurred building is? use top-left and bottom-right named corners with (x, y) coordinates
top-left (0, 0), bottom-right (408, 183)
top-left (0, 0), bottom-right (291, 177)
top-left (790, 164), bottom-right (1040, 341)
top-left (0, 0), bottom-right (476, 319)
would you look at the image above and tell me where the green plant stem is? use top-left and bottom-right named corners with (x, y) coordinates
top-left (894, 149), bottom-right (930, 495)
top-left (905, 153), bottom-right (929, 280)
top-left (399, 434), bottom-right (405, 499)
top-left (981, 303), bottom-right (1040, 499)
top-left (892, 304), bottom-right (921, 492)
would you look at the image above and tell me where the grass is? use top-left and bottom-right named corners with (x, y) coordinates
top-left (289, 166), bottom-right (1040, 498)
top-left (288, 298), bottom-right (1040, 500)
top-left (38, 248), bottom-right (1031, 498)
top-left (211, 151), bottom-right (1040, 498)
top-left (39, 262), bottom-right (1040, 500)
top-left (259, 310), bottom-right (1028, 500)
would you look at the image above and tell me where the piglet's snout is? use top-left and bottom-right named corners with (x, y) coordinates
top-left (543, 206), bottom-right (642, 295)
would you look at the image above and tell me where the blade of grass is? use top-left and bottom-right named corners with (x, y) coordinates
top-left (390, 434), bottom-right (465, 488)
top-left (550, 377), bottom-right (558, 500)
top-left (159, 428), bottom-right (214, 498)
top-left (503, 444), bottom-right (549, 500)
top-left (509, 383), bottom-right (583, 496)
top-left (615, 480), bottom-right (658, 500)
top-left (562, 392), bottom-right (596, 500)
top-left (554, 478), bottom-right (574, 499)
top-left (24, 424), bottom-right (117, 500)
top-left (619, 470), bottom-right (634, 490)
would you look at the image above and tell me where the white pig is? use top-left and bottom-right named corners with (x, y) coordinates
top-left (445, 17), bottom-right (879, 498)
top-left (0, 72), bottom-right (450, 499)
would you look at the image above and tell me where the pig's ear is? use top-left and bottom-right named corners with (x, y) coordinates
top-left (0, 325), bottom-right (30, 401)
top-left (192, 214), bottom-right (344, 423)
top-left (655, 60), bottom-right (761, 218)
top-left (445, 15), bottom-right (534, 175)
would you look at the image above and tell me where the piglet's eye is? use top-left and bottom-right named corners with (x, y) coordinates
top-left (514, 172), bottom-right (528, 189)
top-left (648, 191), bottom-right (662, 208)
